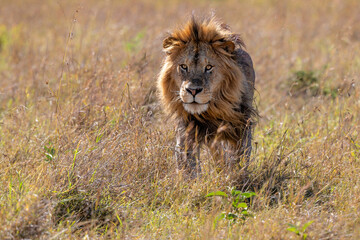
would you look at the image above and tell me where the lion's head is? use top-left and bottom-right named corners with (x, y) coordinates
top-left (158, 17), bottom-right (253, 129)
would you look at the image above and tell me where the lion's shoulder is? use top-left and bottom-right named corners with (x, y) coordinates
top-left (233, 49), bottom-right (255, 100)
top-left (234, 49), bottom-right (255, 83)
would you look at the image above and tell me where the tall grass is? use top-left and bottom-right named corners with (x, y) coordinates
top-left (0, 0), bottom-right (359, 238)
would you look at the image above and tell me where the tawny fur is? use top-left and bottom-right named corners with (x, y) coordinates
top-left (158, 16), bottom-right (257, 175)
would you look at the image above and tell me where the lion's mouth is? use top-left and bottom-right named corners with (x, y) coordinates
top-left (180, 92), bottom-right (211, 114)
top-left (182, 101), bottom-right (210, 114)
top-left (183, 101), bottom-right (210, 105)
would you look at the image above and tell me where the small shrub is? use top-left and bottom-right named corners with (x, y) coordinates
top-left (288, 70), bottom-right (338, 99)
top-left (288, 70), bottom-right (320, 96)
top-left (206, 188), bottom-right (256, 227)
top-left (287, 220), bottom-right (314, 239)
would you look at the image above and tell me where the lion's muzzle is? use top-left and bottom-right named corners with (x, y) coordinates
top-left (180, 83), bottom-right (211, 114)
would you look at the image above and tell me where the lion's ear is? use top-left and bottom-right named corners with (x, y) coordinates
top-left (222, 41), bottom-right (235, 53)
top-left (163, 36), bottom-right (181, 55)
top-left (212, 40), bottom-right (235, 54)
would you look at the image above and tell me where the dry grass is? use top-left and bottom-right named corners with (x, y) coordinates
top-left (0, 0), bottom-right (359, 239)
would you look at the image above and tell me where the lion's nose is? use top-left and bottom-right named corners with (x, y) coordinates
top-left (186, 87), bottom-right (203, 96)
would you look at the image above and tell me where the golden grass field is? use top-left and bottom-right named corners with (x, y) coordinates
top-left (0, 0), bottom-right (359, 239)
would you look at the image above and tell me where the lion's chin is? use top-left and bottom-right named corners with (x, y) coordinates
top-left (183, 103), bottom-right (209, 115)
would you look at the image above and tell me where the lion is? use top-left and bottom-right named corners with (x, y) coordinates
top-left (157, 16), bottom-right (257, 177)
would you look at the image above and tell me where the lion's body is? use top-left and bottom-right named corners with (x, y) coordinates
top-left (158, 17), bottom-right (257, 176)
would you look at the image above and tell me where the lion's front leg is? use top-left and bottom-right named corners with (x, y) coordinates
top-left (223, 124), bottom-right (253, 170)
top-left (175, 126), bottom-right (201, 178)
top-left (240, 125), bottom-right (252, 162)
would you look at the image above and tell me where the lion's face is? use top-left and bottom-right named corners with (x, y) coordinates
top-left (172, 43), bottom-right (225, 114)
top-left (158, 18), bottom-right (247, 119)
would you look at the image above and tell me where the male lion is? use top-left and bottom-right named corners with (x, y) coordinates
top-left (158, 16), bottom-right (257, 177)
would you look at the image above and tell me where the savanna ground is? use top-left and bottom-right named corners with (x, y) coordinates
top-left (0, 0), bottom-right (359, 239)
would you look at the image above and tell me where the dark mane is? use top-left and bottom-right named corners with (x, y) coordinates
top-left (167, 16), bottom-right (245, 49)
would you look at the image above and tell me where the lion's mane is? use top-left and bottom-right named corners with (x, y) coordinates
top-left (158, 17), bottom-right (257, 148)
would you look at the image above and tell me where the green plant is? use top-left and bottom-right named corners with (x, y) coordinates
top-left (287, 220), bottom-right (314, 239)
top-left (206, 188), bottom-right (256, 227)
top-left (44, 142), bottom-right (56, 163)
top-left (322, 86), bottom-right (338, 99)
top-left (124, 30), bottom-right (145, 53)
top-left (0, 25), bottom-right (10, 52)
top-left (288, 70), bottom-right (320, 96)
top-left (289, 69), bottom-right (339, 99)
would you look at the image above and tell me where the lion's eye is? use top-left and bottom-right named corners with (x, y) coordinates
top-left (179, 64), bottom-right (188, 71)
top-left (205, 65), bottom-right (213, 72)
